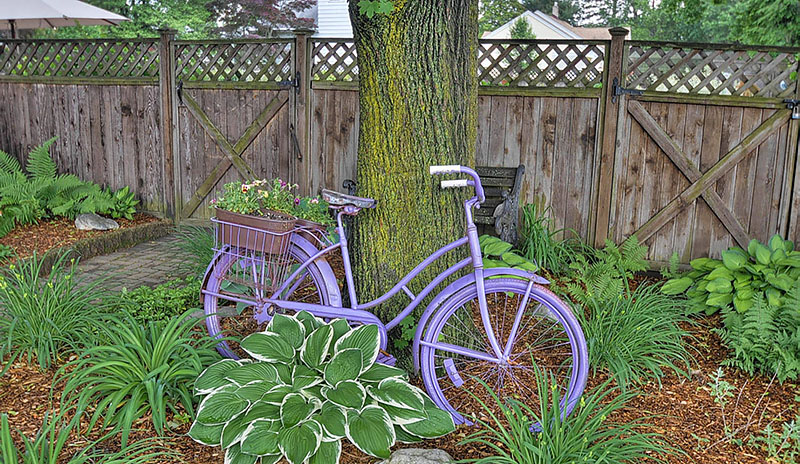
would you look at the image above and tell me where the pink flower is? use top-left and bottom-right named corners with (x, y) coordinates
top-left (210, 198), bottom-right (217, 204)
top-left (310, 198), bottom-right (319, 204)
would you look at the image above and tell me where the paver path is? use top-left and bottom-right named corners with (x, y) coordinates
top-left (77, 235), bottom-right (194, 292)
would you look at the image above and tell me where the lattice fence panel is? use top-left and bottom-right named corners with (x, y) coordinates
top-left (0, 40), bottom-right (160, 78)
top-left (477, 41), bottom-right (606, 88)
top-left (311, 40), bottom-right (357, 81)
top-left (174, 41), bottom-right (293, 82)
top-left (626, 44), bottom-right (800, 97)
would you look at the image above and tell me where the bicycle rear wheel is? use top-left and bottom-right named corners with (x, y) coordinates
top-left (419, 279), bottom-right (588, 426)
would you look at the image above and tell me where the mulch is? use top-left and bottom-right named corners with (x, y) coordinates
top-left (1, 314), bottom-right (797, 463)
top-left (0, 213), bottom-right (161, 262)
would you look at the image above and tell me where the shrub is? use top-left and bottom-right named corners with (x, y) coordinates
top-left (662, 235), bottom-right (800, 315)
top-left (573, 284), bottom-right (694, 389)
top-left (518, 203), bottom-right (584, 274)
top-left (59, 310), bottom-right (221, 444)
top-left (0, 252), bottom-right (110, 371)
top-left (174, 225), bottom-right (215, 276)
top-left (716, 282), bottom-right (800, 381)
top-left (189, 311), bottom-right (455, 463)
top-left (460, 367), bottom-right (673, 464)
top-left (479, 234), bottom-right (538, 272)
top-left (107, 185), bottom-right (139, 220)
top-left (118, 275), bottom-right (202, 324)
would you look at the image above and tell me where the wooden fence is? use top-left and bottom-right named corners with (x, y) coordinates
top-left (1, 29), bottom-right (799, 264)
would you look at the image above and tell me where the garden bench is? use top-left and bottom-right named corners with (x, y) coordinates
top-left (341, 164), bottom-right (525, 244)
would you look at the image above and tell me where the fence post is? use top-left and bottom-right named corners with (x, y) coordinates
top-left (593, 27), bottom-right (628, 248)
top-left (157, 28), bottom-right (180, 223)
top-left (293, 29), bottom-right (313, 195)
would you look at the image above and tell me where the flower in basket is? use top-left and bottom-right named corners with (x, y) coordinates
top-left (294, 196), bottom-right (333, 226)
top-left (212, 179), bottom-right (333, 226)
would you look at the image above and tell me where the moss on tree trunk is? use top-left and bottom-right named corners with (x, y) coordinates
top-left (348, 1), bottom-right (479, 349)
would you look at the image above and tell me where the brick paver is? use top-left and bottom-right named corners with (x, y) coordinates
top-left (77, 235), bottom-right (194, 292)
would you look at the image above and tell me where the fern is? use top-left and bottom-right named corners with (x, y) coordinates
top-left (0, 150), bottom-right (22, 176)
top-left (24, 137), bottom-right (58, 181)
top-left (661, 252), bottom-right (683, 279)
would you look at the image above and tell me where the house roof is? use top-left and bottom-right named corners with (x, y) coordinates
top-left (482, 10), bottom-right (623, 40)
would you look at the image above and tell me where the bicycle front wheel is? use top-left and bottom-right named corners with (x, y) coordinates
top-left (419, 279), bottom-right (588, 425)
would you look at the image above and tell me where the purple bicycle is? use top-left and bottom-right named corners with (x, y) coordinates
top-left (201, 165), bottom-right (589, 425)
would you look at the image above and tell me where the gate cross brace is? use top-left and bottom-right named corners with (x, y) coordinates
top-left (180, 91), bottom-right (290, 218)
top-left (627, 99), bottom-right (791, 248)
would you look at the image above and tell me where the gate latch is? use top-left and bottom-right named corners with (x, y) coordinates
top-left (785, 99), bottom-right (800, 120)
top-left (612, 77), bottom-right (643, 103)
top-left (279, 71), bottom-right (301, 95)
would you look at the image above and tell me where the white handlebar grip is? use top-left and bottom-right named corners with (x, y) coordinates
top-left (441, 179), bottom-right (469, 189)
top-left (429, 165), bottom-right (461, 175)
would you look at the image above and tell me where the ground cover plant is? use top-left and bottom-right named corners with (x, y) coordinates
top-left (189, 311), bottom-right (455, 464)
top-left (518, 203), bottom-right (585, 274)
top-left (0, 138), bottom-right (137, 237)
top-left (460, 367), bottom-right (673, 464)
top-left (58, 310), bottom-right (221, 445)
top-left (118, 275), bottom-right (202, 324)
top-left (0, 252), bottom-right (110, 371)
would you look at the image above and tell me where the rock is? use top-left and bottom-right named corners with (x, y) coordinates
top-left (75, 213), bottom-right (119, 231)
top-left (379, 449), bottom-right (454, 464)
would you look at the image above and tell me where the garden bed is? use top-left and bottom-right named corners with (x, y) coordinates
top-left (1, 314), bottom-right (795, 464)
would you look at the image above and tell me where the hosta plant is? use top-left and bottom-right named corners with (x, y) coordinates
top-left (188, 311), bottom-right (455, 464)
top-left (662, 235), bottom-right (800, 314)
top-left (479, 235), bottom-right (538, 272)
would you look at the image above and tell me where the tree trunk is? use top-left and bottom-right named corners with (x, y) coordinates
top-left (348, 2), bottom-right (479, 350)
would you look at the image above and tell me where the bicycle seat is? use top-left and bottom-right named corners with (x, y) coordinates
top-left (321, 189), bottom-right (377, 209)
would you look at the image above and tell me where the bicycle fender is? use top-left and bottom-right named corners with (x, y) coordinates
top-left (411, 267), bottom-right (549, 373)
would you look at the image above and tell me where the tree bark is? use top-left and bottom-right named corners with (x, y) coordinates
top-left (348, 1), bottom-right (479, 347)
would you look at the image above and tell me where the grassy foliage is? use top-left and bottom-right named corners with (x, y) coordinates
top-left (0, 252), bottom-right (110, 371)
top-left (174, 225), bottom-right (215, 276)
top-left (573, 284), bottom-right (694, 389)
top-left (518, 204), bottom-right (585, 274)
top-left (58, 310), bottom-right (220, 444)
top-left (460, 367), bottom-right (674, 464)
top-left (118, 275), bottom-right (202, 324)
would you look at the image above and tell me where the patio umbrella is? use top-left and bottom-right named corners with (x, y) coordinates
top-left (0, 0), bottom-right (129, 38)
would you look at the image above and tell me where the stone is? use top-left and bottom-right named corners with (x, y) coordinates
top-left (75, 213), bottom-right (119, 231)
top-left (379, 449), bottom-right (453, 464)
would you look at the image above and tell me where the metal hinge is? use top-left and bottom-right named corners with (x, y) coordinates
top-left (785, 99), bottom-right (800, 120)
top-left (279, 71), bottom-right (301, 95)
top-left (612, 77), bottom-right (643, 103)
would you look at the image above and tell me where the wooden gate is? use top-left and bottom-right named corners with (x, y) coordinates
top-left (608, 42), bottom-right (800, 263)
top-left (173, 40), bottom-right (299, 221)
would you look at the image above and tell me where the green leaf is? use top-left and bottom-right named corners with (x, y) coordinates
top-left (706, 278), bottom-right (732, 294)
top-left (733, 296), bottom-right (753, 313)
top-left (195, 359), bottom-right (240, 394)
top-left (483, 258), bottom-right (506, 269)
top-left (292, 364), bottom-right (323, 390)
top-left (235, 380), bottom-right (278, 402)
top-left (301, 325), bottom-right (333, 369)
top-left (754, 242), bottom-right (772, 265)
top-left (266, 313), bottom-right (306, 349)
top-left (482, 236), bottom-right (514, 256)
top-left (324, 348), bottom-right (363, 385)
top-left (366, 378), bottom-right (424, 412)
top-left (221, 415), bottom-right (251, 449)
top-left (345, 406), bottom-right (394, 459)
top-left (261, 385), bottom-right (293, 405)
top-left (500, 252), bottom-right (528, 266)
top-left (706, 292), bottom-right (733, 308)
top-left (770, 248), bottom-right (788, 264)
top-left (296, 310), bottom-right (324, 333)
top-left (380, 403), bottom-right (427, 425)
top-left (188, 421), bottom-right (223, 446)
top-left (358, 363), bottom-right (408, 383)
top-left (334, 324), bottom-right (380, 370)
top-left (280, 393), bottom-right (321, 428)
top-left (768, 234), bottom-right (785, 252)
top-left (321, 380), bottom-right (366, 409)
top-left (240, 419), bottom-right (281, 457)
top-left (278, 421), bottom-right (323, 464)
top-left (765, 288), bottom-right (782, 307)
top-left (246, 400), bottom-right (281, 419)
top-left (400, 404), bottom-right (455, 439)
top-left (690, 257), bottom-right (718, 271)
top-left (329, 319), bottom-right (352, 344)
top-left (766, 274), bottom-right (794, 292)
top-left (661, 277), bottom-right (693, 295)
top-left (226, 363), bottom-right (280, 386)
top-left (707, 266), bottom-right (733, 281)
top-left (241, 332), bottom-right (295, 363)
top-left (310, 440), bottom-right (342, 464)
top-left (721, 249), bottom-right (748, 270)
top-left (225, 443), bottom-right (258, 464)
top-left (316, 402), bottom-right (346, 439)
top-left (196, 392), bottom-right (249, 425)
top-left (394, 425), bottom-right (423, 443)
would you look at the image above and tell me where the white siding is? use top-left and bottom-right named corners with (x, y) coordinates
top-left (315, 0), bottom-right (353, 38)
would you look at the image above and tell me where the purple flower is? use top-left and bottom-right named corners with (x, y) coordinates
top-left (294, 197), bottom-right (301, 205)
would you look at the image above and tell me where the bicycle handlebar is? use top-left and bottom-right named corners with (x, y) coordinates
top-left (429, 165), bottom-right (486, 203)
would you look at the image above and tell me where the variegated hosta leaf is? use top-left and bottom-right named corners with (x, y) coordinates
top-left (235, 380), bottom-right (279, 402)
top-left (221, 415), bottom-right (250, 449)
top-left (296, 310), bottom-right (324, 333)
top-left (329, 318), bottom-right (352, 344)
top-left (240, 419), bottom-right (281, 456)
top-left (266, 313), bottom-right (306, 349)
top-left (275, 363), bottom-right (293, 383)
top-left (324, 348), bottom-right (362, 385)
top-left (315, 402), bottom-right (346, 440)
top-left (310, 440), bottom-right (342, 464)
top-left (345, 405), bottom-right (395, 459)
top-left (367, 378), bottom-right (424, 411)
top-left (240, 332), bottom-right (295, 363)
top-left (292, 364), bottom-right (323, 390)
top-left (381, 403), bottom-right (427, 425)
top-left (278, 420), bottom-right (323, 464)
top-left (224, 443), bottom-right (258, 464)
top-left (195, 359), bottom-right (240, 394)
top-left (300, 324), bottom-right (333, 369)
top-left (358, 363), bottom-right (408, 384)
top-left (246, 400), bottom-right (281, 419)
top-left (188, 421), bottom-right (223, 446)
top-left (334, 324), bottom-right (380, 372)
top-left (321, 380), bottom-right (366, 409)
top-left (280, 392), bottom-right (321, 427)
top-left (260, 456), bottom-right (281, 464)
top-left (400, 403), bottom-right (455, 439)
top-left (261, 385), bottom-right (293, 405)
top-left (394, 425), bottom-right (423, 444)
top-left (196, 392), bottom-right (249, 425)
top-left (225, 362), bottom-right (280, 386)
